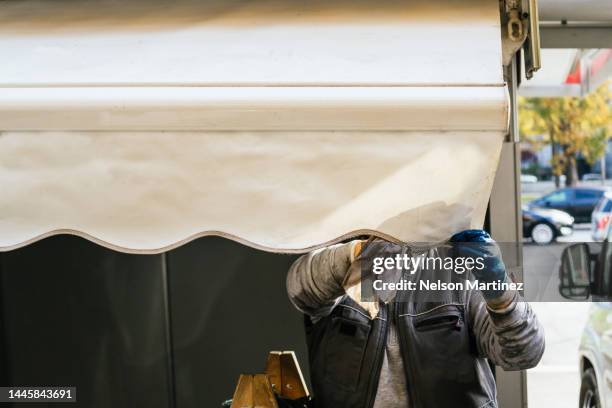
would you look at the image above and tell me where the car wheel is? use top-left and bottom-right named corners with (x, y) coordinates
top-left (531, 223), bottom-right (555, 245)
top-left (580, 368), bottom-right (601, 408)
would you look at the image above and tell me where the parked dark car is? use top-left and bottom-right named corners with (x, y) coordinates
top-left (522, 206), bottom-right (574, 244)
top-left (528, 186), bottom-right (609, 223)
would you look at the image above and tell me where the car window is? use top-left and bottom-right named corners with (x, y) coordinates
top-left (594, 197), bottom-right (610, 212)
top-left (544, 190), bottom-right (568, 203)
top-left (575, 189), bottom-right (603, 200)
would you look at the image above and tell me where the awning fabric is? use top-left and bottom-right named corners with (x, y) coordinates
top-left (0, 0), bottom-right (507, 253)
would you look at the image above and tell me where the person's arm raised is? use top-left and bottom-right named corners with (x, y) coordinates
top-left (452, 229), bottom-right (545, 370)
top-left (286, 241), bottom-right (362, 320)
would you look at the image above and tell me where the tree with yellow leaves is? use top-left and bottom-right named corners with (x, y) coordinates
top-left (519, 82), bottom-right (612, 187)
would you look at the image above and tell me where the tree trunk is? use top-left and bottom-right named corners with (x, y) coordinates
top-left (601, 155), bottom-right (607, 184)
top-left (566, 155), bottom-right (579, 186)
top-left (552, 142), bottom-right (560, 188)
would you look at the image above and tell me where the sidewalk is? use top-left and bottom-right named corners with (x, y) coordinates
top-left (526, 302), bottom-right (590, 407)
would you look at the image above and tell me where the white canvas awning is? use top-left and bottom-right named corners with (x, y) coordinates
top-left (0, 0), bottom-right (508, 253)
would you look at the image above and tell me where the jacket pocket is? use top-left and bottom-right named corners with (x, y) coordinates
top-left (414, 307), bottom-right (464, 332)
top-left (322, 316), bottom-right (371, 391)
top-left (407, 304), bottom-right (470, 374)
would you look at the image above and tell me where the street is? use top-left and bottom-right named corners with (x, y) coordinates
top-left (521, 179), bottom-right (612, 202)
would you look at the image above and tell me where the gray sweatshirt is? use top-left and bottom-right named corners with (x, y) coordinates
top-left (286, 241), bottom-right (545, 408)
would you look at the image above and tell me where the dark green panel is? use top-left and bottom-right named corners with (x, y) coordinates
top-left (167, 237), bottom-right (307, 408)
top-left (0, 235), bottom-right (170, 408)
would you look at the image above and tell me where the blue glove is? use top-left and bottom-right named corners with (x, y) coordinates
top-left (450, 229), bottom-right (508, 300)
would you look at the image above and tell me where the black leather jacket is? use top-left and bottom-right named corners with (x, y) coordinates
top-left (305, 292), bottom-right (497, 408)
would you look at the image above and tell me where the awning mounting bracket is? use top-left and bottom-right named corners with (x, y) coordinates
top-left (500, 0), bottom-right (541, 79)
